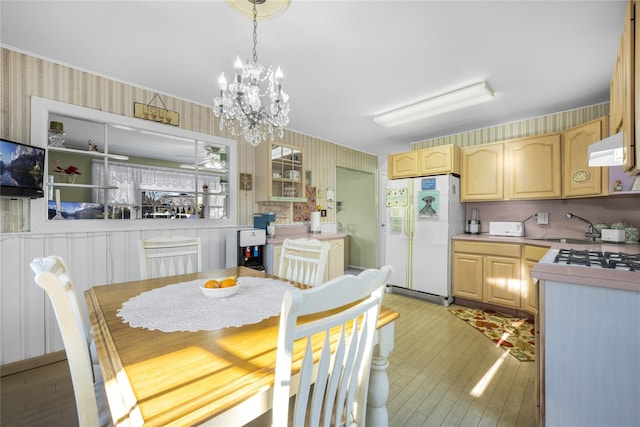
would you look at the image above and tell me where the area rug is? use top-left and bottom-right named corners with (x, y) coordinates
top-left (448, 306), bottom-right (535, 362)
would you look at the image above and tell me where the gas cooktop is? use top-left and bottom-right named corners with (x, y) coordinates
top-left (553, 248), bottom-right (640, 272)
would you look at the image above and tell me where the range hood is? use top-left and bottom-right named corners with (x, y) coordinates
top-left (587, 132), bottom-right (624, 167)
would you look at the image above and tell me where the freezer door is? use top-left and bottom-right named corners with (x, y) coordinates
top-left (384, 178), bottom-right (409, 288)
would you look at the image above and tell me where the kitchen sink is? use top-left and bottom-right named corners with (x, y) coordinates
top-left (528, 237), bottom-right (596, 244)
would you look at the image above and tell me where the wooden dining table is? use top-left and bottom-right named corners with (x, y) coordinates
top-left (85, 266), bottom-right (399, 426)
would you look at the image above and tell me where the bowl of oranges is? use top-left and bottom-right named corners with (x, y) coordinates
top-left (199, 276), bottom-right (239, 298)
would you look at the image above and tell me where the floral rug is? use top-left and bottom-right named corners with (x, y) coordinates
top-left (448, 306), bottom-right (535, 362)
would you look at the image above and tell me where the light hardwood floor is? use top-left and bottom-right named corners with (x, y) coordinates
top-left (0, 292), bottom-right (536, 427)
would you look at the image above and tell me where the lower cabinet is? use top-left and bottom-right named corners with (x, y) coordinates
top-left (452, 240), bottom-right (523, 310)
top-left (522, 245), bottom-right (548, 313)
top-left (451, 252), bottom-right (483, 300)
top-left (483, 254), bottom-right (522, 308)
top-left (269, 238), bottom-right (345, 283)
top-left (326, 238), bottom-right (345, 282)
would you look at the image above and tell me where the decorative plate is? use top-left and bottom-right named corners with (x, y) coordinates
top-left (571, 170), bottom-right (590, 183)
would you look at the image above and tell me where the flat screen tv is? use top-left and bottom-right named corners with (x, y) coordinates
top-left (0, 138), bottom-right (45, 198)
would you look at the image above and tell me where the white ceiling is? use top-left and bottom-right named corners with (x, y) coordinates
top-left (0, 0), bottom-right (627, 156)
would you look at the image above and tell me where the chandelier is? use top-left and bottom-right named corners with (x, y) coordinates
top-left (213, 0), bottom-right (290, 146)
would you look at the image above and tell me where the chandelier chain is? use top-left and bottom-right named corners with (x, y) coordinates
top-left (252, 1), bottom-right (258, 63)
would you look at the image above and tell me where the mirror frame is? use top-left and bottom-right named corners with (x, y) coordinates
top-left (30, 97), bottom-right (238, 232)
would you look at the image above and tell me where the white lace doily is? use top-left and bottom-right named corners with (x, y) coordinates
top-left (116, 276), bottom-right (295, 332)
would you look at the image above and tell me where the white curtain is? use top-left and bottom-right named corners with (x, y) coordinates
top-left (91, 160), bottom-right (220, 206)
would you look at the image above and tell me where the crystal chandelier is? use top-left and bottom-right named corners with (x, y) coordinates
top-left (213, 0), bottom-right (290, 146)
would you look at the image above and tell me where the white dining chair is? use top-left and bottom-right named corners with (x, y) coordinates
top-left (277, 238), bottom-right (330, 287)
top-left (138, 235), bottom-right (202, 279)
top-left (30, 255), bottom-right (112, 427)
top-left (272, 265), bottom-right (393, 427)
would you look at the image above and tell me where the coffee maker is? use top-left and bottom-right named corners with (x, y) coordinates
top-left (253, 212), bottom-right (276, 238)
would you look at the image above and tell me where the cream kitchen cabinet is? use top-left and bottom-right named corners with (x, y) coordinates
top-left (388, 144), bottom-right (461, 179)
top-left (460, 142), bottom-right (504, 201)
top-left (610, 0), bottom-right (637, 174)
top-left (562, 117), bottom-right (609, 197)
top-left (269, 237), bottom-right (345, 282)
top-left (483, 254), bottom-right (522, 308)
top-left (418, 144), bottom-right (461, 176)
top-left (255, 141), bottom-right (306, 202)
top-left (452, 240), bottom-right (522, 309)
top-left (388, 151), bottom-right (419, 179)
top-left (326, 238), bottom-right (345, 281)
top-left (507, 134), bottom-right (562, 200)
top-left (522, 244), bottom-right (548, 314)
top-left (452, 250), bottom-right (484, 301)
top-left (462, 133), bottom-right (563, 201)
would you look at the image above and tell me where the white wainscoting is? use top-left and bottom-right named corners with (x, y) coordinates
top-left (0, 226), bottom-right (233, 365)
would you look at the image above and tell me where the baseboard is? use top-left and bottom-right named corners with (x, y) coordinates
top-left (387, 285), bottom-right (453, 307)
top-left (1, 350), bottom-right (67, 377)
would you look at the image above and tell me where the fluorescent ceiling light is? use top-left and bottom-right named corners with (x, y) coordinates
top-left (374, 81), bottom-right (495, 127)
top-left (588, 132), bottom-right (624, 167)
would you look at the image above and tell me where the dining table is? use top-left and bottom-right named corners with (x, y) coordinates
top-left (85, 266), bottom-right (399, 426)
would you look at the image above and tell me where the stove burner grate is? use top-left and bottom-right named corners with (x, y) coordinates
top-left (553, 249), bottom-right (640, 271)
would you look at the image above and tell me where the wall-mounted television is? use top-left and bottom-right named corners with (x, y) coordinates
top-left (0, 138), bottom-right (45, 198)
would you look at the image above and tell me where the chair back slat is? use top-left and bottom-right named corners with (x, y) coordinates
top-left (278, 238), bottom-right (330, 287)
top-left (273, 265), bottom-right (393, 427)
top-left (138, 236), bottom-right (201, 279)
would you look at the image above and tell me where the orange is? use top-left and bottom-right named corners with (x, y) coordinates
top-left (220, 278), bottom-right (236, 288)
top-left (204, 279), bottom-right (220, 289)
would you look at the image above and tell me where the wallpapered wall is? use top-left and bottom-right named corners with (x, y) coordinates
top-left (411, 103), bottom-right (610, 149)
top-left (0, 47), bottom-right (378, 232)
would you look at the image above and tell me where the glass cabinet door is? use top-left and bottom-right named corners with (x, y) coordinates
top-left (270, 144), bottom-right (304, 199)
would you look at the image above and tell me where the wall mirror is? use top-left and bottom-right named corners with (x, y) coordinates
top-left (30, 97), bottom-right (237, 232)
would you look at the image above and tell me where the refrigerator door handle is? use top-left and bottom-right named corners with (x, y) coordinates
top-left (406, 181), bottom-right (414, 238)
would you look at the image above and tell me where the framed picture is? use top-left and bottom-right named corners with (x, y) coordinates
top-left (632, 177), bottom-right (640, 191)
top-left (417, 190), bottom-right (439, 219)
top-left (240, 173), bottom-right (252, 190)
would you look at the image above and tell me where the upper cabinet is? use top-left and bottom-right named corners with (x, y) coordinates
top-left (562, 117), bottom-right (609, 197)
top-left (419, 145), bottom-right (461, 176)
top-left (388, 151), bottom-right (419, 179)
top-left (507, 134), bottom-right (561, 200)
top-left (461, 142), bottom-right (504, 201)
top-left (255, 141), bottom-right (306, 202)
top-left (388, 144), bottom-right (460, 179)
top-left (427, 137), bottom-right (561, 201)
top-left (611, 0), bottom-right (637, 174)
top-left (461, 122), bottom-right (610, 202)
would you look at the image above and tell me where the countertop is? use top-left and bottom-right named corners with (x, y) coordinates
top-left (452, 233), bottom-right (640, 292)
top-left (265, 227), bottom-right (347, 245)
top-left (452, 232), bottom-right (639, 251)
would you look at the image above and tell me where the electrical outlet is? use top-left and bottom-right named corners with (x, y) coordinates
top-left (536, 212), bottom-right (549, 225)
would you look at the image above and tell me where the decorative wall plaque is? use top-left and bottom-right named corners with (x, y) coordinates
top-left (240, 173), bottom-right (252, 190)
top-left (134, 103), bottom-right (179, 126)
top-left (134, 94), bottom-right (179, 126)
top-left (571, 169), bottom-right (590, 183)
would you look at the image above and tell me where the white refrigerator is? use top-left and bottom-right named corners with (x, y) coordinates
top-left (384, 174), bottom-right (464, 305)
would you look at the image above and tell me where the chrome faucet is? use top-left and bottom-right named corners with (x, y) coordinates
top-left (565, 213), bottom-right (598, 241)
